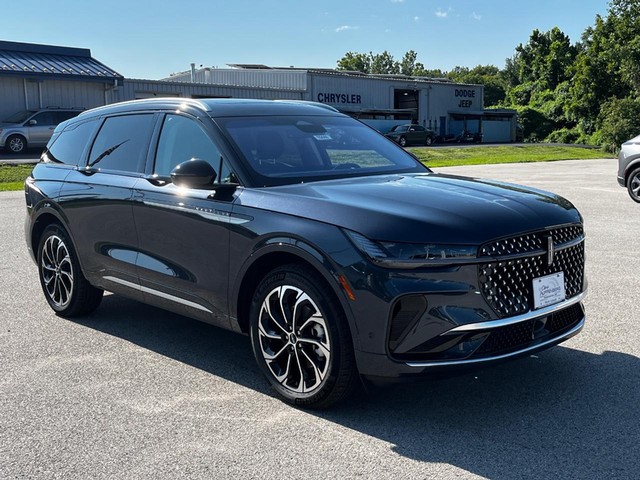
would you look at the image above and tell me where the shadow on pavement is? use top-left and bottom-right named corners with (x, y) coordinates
top-left (74, 294), bottom-right (639, 479)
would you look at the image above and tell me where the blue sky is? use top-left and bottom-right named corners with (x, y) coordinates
top-left (5, 0), bottom-right (609, 79)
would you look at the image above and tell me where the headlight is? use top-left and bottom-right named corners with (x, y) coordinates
top-left (344, 230), bottom-right (477, 268)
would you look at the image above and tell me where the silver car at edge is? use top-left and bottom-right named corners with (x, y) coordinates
top-left (0, 108), bottom-right (82, 154)
top-left (618, 134), bottom-right (640, 203)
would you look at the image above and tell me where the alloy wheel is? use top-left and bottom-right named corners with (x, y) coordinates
top-left (257, 285), bottom-right (331, 394)
top-left (41, 235), bottom-right (74, 309)
top-left (629, 171), bottom-right (640, 201)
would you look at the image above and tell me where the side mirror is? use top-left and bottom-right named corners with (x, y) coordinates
top-left (28, 119), bottom-right (38, 126)
top-left (170, 159), bottom-right (217, 188)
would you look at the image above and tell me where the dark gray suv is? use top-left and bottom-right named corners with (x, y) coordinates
top-left (25, 98), bottom-right (586, 408)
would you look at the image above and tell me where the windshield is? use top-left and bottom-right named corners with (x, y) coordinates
top-left (217, 115), bottom-right (427, 186)
top-left (2, 110), bottom-right (36, 124)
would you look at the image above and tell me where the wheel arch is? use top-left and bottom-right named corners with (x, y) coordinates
top-left (625, 157), bottom-right (640, 184)
top-left (232, 243), bottom-right (361, 350)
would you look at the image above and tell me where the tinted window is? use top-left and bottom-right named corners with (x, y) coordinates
top-left (88, 114), bottom-right (155, 173)
top-left (218, 115), bottom-right (425, 186)
top-left (31, 112), bottom-right (56, 126)
top-left (54, 111), bottom-right (80, 123)
top-left (154, 114), bottom-right (221, 176)
top-left (46, 120), bottom-right (99, 166)
top-left (414, 126), bottom-right (425, 132)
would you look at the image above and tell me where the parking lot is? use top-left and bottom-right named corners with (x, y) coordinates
top-left (1, 158), bottom-right (638, 479)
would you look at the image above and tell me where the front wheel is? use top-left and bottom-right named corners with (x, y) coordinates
top-left (398, 136), bottom-right (407, 147)
top-left (37, 225), bottom-right (103, 317)
top-left (249, 265), bottom-right (359, 408)
top-left (627, 167), bottom-right (640, 203)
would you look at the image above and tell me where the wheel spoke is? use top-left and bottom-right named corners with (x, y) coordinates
top-left (262, 343), bottom-right (289, 361)
top-left (300, 347), bottom-right (325, 388)
top-left (273, 353), bottom-right (292, 383)
top-left (258, 320), bottom-right (283, 340)
top-left (292, 348), bottom-right (306, 393)
top-left (261, 293), bottom-right (288, 335)
top-left (298, 337), bottom-right (331, 358)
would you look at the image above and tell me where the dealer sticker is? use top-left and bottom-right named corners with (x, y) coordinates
top-left (533, 272), bottom-right (566, 309)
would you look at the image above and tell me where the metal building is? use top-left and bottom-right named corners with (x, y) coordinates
top-left (162, 64), bottom-right (516, 142)
top-left (0, 41), bottom-right (516, 142)
top-left (0, 40), bottom-right (123, 120)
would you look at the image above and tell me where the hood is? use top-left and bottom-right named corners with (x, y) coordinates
top-left (236, 173), bottom-right (581, 245)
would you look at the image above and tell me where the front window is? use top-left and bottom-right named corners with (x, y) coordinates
top-left (217, 115), bottom-right (427, 186)
top-left (2, 110), bottom-right (36, 124)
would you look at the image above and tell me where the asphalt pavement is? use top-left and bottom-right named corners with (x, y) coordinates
top-left (1, 158), bottom-right (638, 479)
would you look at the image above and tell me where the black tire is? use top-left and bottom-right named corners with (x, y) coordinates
top-left (249, 264), bottom-right (360, 408)
top-left (37, 224), bottom-right (103, 317)
top-left (398, 136), bottom-right (407, 147)
top-left (6, 134), bottom-right (27, 154)
top-left (425, 136), bottom-right (433, 146)
top-left (627, 167), bottom-right (640, 203)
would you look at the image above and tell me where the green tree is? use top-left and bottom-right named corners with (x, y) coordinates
top-left (336, 52), bottom-right (371, 72)
top-left (596, 97), bottom-right (640, 151)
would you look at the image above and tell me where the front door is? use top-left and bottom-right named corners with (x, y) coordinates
top-left (132, 113), bottom-right (236, 327)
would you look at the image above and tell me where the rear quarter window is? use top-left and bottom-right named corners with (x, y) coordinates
top-left (45, 119), bottom-right (100, 166)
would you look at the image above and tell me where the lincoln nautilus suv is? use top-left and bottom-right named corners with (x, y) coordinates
top-left (24, 98), bottom-right (587, 408)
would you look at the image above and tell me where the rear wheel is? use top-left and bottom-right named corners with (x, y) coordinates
top-left (249, 264), bottom-right (359, 408)
top-left (627, 167), bottom-right (640, 203)
top-left (37, 225), bottom-right (103, 317)
top-left (425, 136), bottom-right (433, 146)
top-left (6, 134), bottom-right (26, 154)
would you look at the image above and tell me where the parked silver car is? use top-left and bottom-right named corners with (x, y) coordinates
top-left (617, 134), bottom-right (640, 203)
top-left (0, 108), bottom-right (82, 154)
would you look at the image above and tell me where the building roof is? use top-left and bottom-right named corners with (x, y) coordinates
top-left (0, 40), bottom-right (123, 82)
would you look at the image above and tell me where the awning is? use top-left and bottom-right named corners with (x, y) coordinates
top-left (0, 41), bottom-right (123, 83)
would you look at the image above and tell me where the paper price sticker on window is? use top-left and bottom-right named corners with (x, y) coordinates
top-left (533, 272), bottom-right (566, 309)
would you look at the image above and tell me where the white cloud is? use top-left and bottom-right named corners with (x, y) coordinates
top-left (391, 0), bottom-right (405, 3)
top-left (336, 25), bottom-right (359, 32)
top-left (472, 12), bottom-right (482, 20)
top-left (435, 9), bottom-right (448, 18)
top-left (414, 16), bottom-right (420, 22)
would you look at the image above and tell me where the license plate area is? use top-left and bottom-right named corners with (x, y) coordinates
top-left (533, 272), bottom-right (566, 309)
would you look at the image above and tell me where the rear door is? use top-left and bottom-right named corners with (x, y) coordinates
top-left (58, 113), bottom-right (157, 297)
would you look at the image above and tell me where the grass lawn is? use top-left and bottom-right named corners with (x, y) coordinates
top-left (0, 164), bottom-right (33, 191)
top-left (408, 144), bottom-right (614, 168)
top-left (0, 145), bottom-right (615, 192)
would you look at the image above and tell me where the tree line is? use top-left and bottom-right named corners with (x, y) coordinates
top-left (336, 0), bottom-right (640, 150)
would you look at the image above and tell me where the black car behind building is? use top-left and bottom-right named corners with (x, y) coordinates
top-left (24, 98), bottom-right (586, 408)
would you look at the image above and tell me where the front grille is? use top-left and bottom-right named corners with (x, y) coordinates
top-left (479, 225), bottom-right (583, 257)
top-left (479, 226), bottom-right (585, 318)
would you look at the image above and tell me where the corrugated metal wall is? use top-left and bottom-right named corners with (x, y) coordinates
top-left (167, 68), bottom-right (308, 91)
top-left (39, 79), bottom-right (105, 110)
top-left (0, 77), bottom-right (107, 120)
top-left (119, 79), bottom-right (304, 101)
top-left (0, 77), bottom-right (27, 119)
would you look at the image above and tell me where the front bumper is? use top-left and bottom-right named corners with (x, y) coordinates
top-left (343, 224), bottom-right (586, 380)
top-left (355, 295), bottom-right (585, 380)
